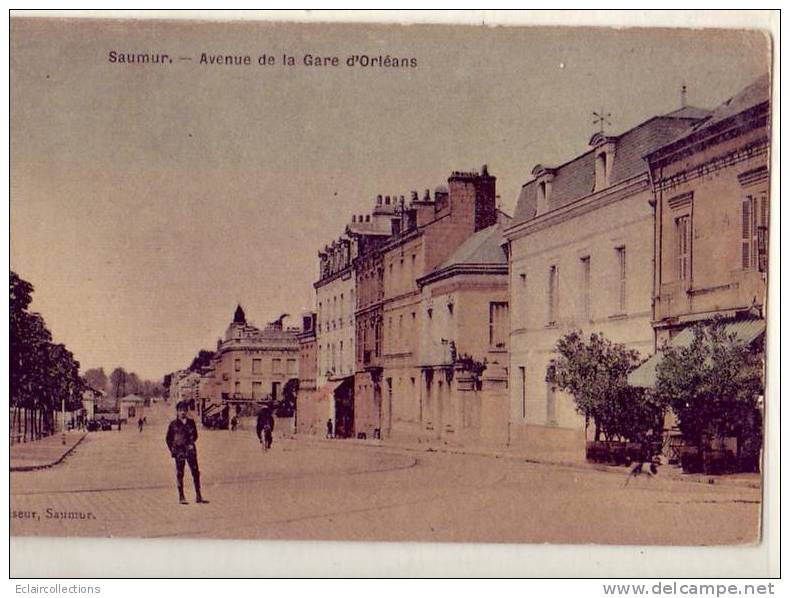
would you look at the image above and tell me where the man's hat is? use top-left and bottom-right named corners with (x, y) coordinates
top-left (176, 400), bottom-right (188, 411)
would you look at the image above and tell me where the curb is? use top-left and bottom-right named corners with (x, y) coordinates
top-left (293, 434), bottom-right (761, 490)
top-left (10, 433), bottom-right (88, 472)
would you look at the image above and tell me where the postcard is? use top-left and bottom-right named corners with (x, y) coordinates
top-left (9, 11), bottom-right (778, 578)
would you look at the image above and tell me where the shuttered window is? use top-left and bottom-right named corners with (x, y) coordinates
top-left (548, 265), bottom-right (559, 325)
top-left (676, 215), bottom-right (691, 281)
top-left (743, 193), bottom-right (768, 271)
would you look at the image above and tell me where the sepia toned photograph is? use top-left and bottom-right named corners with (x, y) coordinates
top-left (9, 11), bottom-right (777, 578)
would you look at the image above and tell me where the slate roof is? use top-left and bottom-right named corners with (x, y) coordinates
top-left (697, 74), bottom-right (770, 130)
top-left (511, 108), bottom-right (710, 226)
top-left (434, 211), bottom-right (512, 271)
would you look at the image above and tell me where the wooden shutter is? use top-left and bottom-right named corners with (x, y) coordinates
top-left (742, 197), bottom-right (752, 270)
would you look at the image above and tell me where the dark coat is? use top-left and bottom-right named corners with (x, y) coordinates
top-left (166, 417), bottom-right (198, 459)
top-left (256, 410), bottom-right (274, 437)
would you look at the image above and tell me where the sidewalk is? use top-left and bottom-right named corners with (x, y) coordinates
top-left (294, 433), bottom-right (762, 490)
top-left (10, 431), bottom-right (88, 471)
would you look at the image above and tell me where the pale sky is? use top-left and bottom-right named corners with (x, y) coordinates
top-left (10, 16), bottom-right (770, 381)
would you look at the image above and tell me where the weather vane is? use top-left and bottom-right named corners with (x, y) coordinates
top-left (592, 108), bottom-right (612, 134)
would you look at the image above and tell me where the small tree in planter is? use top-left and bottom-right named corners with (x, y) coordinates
top-left (550, 331), bottom-right (663, 463)
top-left (653, 320), bottom-right (763, 473)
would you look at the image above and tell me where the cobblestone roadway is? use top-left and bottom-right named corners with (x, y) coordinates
top-left (10, 402), bottom-right (761, 545)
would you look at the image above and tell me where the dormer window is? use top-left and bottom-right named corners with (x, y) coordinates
top-left (595, 152), bottom-right (608, 190)
top-left (531, 164), bottom-right (556, 216)
top-left (537, 181), bottom-right (548, 213)
top-left (589, 132), bottom-right (617, 192)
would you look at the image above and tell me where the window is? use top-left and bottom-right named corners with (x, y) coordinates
top-left (489, 302), bottom-right (508, 348)
top-left (252, 358), bottom-right (262, 374)
top-left (234, 358), bottom-right (241, 372)
top-left (287, 359), bottom-right (297, 376)
top-left (742, 193), bottom-right (768, 271)
top-left (518, 366), bottom-right (526, 419)
top-left (595, 152), bottom-right (609, 190)
top-left (676, 215), bottom-right (691, 281)
top-left (537, 181), bottom-right (548, 214)
top-left (548, 265), bottom-right (559, 325)
top-left (580, 256), bottom-right (591, 321)
top-left (252, 381), bottom-right (262, 399)
top-left (615, 247), bottom-right (626, 313)
top-left (272, 358), bottom-right (282, 375)
top-left (234, 381), bottom-right (241, 396)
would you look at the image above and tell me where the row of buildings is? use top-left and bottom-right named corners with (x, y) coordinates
top-left (295, 74), bottom-right (770, 455)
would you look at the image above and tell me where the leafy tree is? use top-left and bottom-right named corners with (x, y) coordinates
top-left (109, 367), bottom-right (128, 398)
top-left (10, 271), bottom-right (84, 440)
top-left (550, 330), bottom-right (663, 444)
top-left (83, 367), bottom-right (108, 394)
top-left (189, 350), bottom-right (216, 373)
top-left (654, 321), bottom-right (763, 462)
top-left (276, 378), bottom-right (299, 417)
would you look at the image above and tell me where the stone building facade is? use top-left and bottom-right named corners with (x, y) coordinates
top-left (415, 211), bottom-right (511, 446)
top-left (504, 106), bottom-right (709, 455)
top-left (629, 75), bottom-right (770, 388)
top-left (295, 311), bottom-right (321, 435)
top-left (305, 196), bottom-right (398, 438)
top-left (200, 305), bottom-right (300, 417)
top-left (379, 167), bottom-right (498, 441)
top-left (350, 203), bottom-right (396, 439)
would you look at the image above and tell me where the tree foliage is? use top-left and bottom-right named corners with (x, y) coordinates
top-left (189, 350), bottom-right (216, 373)
top-left (83, 367), bottom-right (108, 393)
top-left (276, 378), bottom-right (299, 417)
top-left (10, 271), bottom-right (86, 440)
top-left (550, 330), bottom-right (663, 443)
top-left (654, 320), bottom-right (763, 453)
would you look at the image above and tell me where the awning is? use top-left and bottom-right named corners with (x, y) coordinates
top-left (628, 318), bottom-right (766, 389)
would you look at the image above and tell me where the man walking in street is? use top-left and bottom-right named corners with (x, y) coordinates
top-left (165, 401), bottom-right (208, 505)
top-left (256, 406), bottom-right (274, 452)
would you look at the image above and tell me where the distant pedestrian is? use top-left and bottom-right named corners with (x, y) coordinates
top-left (230, 416), bottom-right (238, 432)
top-left (165, 400), bottom-right (208, 505)
top-left (256, 407), bottom-right (274, 451)
top-left (117, 419), bottom-right (122, 432)
top-left (326, 418), bottom-right (333, 439)
top-left (138, 417), bottom-right (144, 432)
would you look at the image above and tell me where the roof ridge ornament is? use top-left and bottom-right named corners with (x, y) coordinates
top-left (593, 107), bottom-right (612, 134)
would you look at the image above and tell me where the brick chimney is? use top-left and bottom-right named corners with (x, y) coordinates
top-left (447, 164), bottom-right (497, 232)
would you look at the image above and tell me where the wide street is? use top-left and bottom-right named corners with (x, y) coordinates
top-left (10, 402), bottom-right (761, 545)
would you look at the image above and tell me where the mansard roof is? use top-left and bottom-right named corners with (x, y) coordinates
top-left (511, 107), bottom-right (709, 226)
